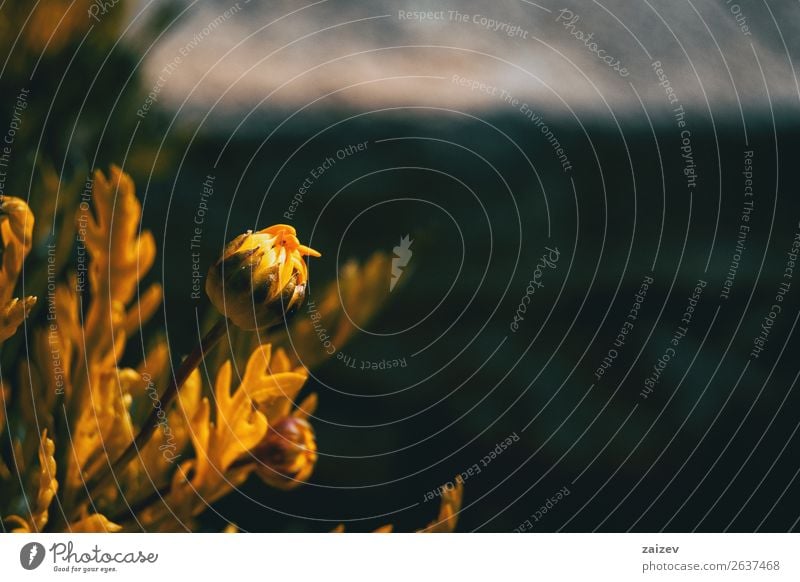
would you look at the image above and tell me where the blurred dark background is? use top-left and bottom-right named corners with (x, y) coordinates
top-left (2, 0), bottom-right (800, 531)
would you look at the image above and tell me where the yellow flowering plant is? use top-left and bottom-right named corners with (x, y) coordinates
top-left (0, 166), bottom-right (462, 533)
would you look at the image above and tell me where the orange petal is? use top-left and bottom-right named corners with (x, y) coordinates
top-left (261, 224), bottom-right (296, 236)
top-left (279, 253), bottom-right (295, 292)
top-left (297, 244), bottom-right (321, 258)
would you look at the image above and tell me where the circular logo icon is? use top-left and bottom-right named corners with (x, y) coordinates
top-left (19, 542), bottom-right (46, 570)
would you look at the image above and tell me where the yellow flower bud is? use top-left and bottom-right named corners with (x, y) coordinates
top-left (251, 416), bottom-right (317, 490)
top-left (206, 224), bottom-right (321, 330)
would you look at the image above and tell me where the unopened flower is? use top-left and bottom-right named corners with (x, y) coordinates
top-left (251, 416), bottom-right (317, 490)
top-left (206, 224), bottom-right (321, 330)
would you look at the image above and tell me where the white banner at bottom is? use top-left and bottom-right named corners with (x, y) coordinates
top-left (1, 533), bottom-right (797, 581)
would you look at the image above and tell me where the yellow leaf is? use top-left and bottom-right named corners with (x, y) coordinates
top-left (212, 358), bottom-right (268, 472)
top-left (0, 196), bottom-right (34, 305)
top-left (69, 513), bottom-right (122, 533)
top-left (0, 380), bottom-right (7, 432)
top-left (0, 296), bottom-right (36, 343)
top-left (124, 283), bottom-right (162, 337)
top-left (274, 252), bottom-right (392, 370)
top-left (66, 370), bottom-right (135, 494)
top-left (83, 166), bottom-right (155, 306)
top-left (243, 345), bottom-right (308, 422)
top-left (5, 430), bottom-right (58, 532)
top-left (419, 479), bottom-right (463, 533)
top-left (32, 429), bottom-right (58, 532)
top-left (189, 345), bottom-right (309, 495)
top-left (124, 368), bottom-right (200, 497)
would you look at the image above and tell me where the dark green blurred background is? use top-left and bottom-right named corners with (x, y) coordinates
top-left (3, 0), bottom-right (800, 532)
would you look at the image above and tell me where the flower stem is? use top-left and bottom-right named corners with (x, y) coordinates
top-left (80, 317), bottom-right (227, 505)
